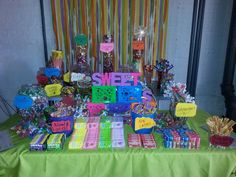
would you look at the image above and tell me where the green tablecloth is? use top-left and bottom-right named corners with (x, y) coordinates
top-left (1, 110), bottom-right (236, 177)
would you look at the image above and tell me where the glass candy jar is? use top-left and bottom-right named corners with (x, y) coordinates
top-left (71, 62), bottom-right (92, 97)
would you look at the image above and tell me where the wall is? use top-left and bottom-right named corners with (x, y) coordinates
top-left (167, 0), bottom-right (194, 83)
top-left (167, 0), bottom-right (233, 116)
top-left (0, 0), bottom-right (45, 122)
top-left (195, 0), bottom-right (233, 115)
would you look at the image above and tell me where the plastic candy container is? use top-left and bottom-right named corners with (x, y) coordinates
top-left (49, 104), bottom-right (75, 137)
top-left (131, 103), bottom-right (156, 134)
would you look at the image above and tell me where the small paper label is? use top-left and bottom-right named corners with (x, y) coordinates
top-left (14, 95), bottom-right (33, 109)
top-left (133, 41), bottom-right (144, 50)
top-left (71, 72), bottom-right (85, 82)
top-left (175, 103), bottom-right (197, 117)
top-left (63, 72), bottom-right (70, 82)
top-left (44, 68), bottom-right (61, 77)
top-left (45, 84), bottom-right (62, 97)
top-left (100, 43), bottom-right (114, 53)
top-left (52, 50), bottom-right (63, 58)
top-left (135, 117), bottom-right (156, 131)
top-left (75, 34), bottom-right (88, 45)
top-left (52, 121), bottom-right (71, 133)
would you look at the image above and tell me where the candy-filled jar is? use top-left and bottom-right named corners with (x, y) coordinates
top-left (71, 62), bottom-right (92, 97)
top-left (51, 50), bottom-right (64, 74)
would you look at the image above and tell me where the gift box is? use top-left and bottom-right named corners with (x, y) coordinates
top-left (117, 86), bottom-right (142, 103)
top-left (47, 133), bottom-right (65, 150)
top-left (30, 134), bottom-right (49, 151)
top-left (87, 103), bottom-right (105, 116)
top-left (92, 86), bottom-right (116, 103)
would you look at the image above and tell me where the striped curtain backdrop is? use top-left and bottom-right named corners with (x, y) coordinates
top-left (51, 0), bottom-right (169, 72)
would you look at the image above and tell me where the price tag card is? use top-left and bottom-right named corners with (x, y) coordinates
top-left (75, 34), bottom-right (88, 46)
top-left (45, 84), bottom-right (62, 97)
top-left (135, 117), bottom-right (156, 131)
top-left (71, 72), bottom-right (85, 82)
top-left (175, 103), bottom-right (197, 117)
top-left (63, 72), bottom-right (70, 82)
top-left (14, 95), bottom-right (33, 109)
top-left (132, 41), bottom-right (145, 50)
top-left (44, 68), bottom-right (61, 77)
top-left (100, 43), bottom-right (114, 53)
top-left (52, 50), bottom-right (63, 58)
top-left (52, 121), bottom-right (71, 133)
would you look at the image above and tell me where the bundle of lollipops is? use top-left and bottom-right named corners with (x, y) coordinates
top-left (207, 116), bottom-right (236, 148)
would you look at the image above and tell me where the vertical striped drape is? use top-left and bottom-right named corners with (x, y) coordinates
top-left (51, 0), bottom-right (169, 73)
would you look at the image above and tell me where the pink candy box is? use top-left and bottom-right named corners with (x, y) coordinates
top-left (87, 103), bottom-right (105, 116)
top-left (87, 117), bottom-right (100, 129)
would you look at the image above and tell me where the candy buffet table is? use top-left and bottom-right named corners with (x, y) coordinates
top-left (1, 110), bottom-right (236, 177)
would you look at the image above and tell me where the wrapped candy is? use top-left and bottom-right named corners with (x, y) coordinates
top-left (12, 84), bottom-right (51, 137)
top-left (133, 26), bottom-right (147, 80)
top-left (100, 34), bottom-right (114, 73)
top-left (14, 84), bottom-right (48, 119)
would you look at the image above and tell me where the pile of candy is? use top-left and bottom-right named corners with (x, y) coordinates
top-left (162, 128), bottom-right (200, 149)
top-left (155, 113), bottom-right (187, 131)
top-left (50, 102), bottom-right (75, 118)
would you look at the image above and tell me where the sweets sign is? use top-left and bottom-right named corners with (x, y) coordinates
top-left (91, 72), bottom-right (153, 103)
top-left (92, 72), bottom-right (140, 86)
